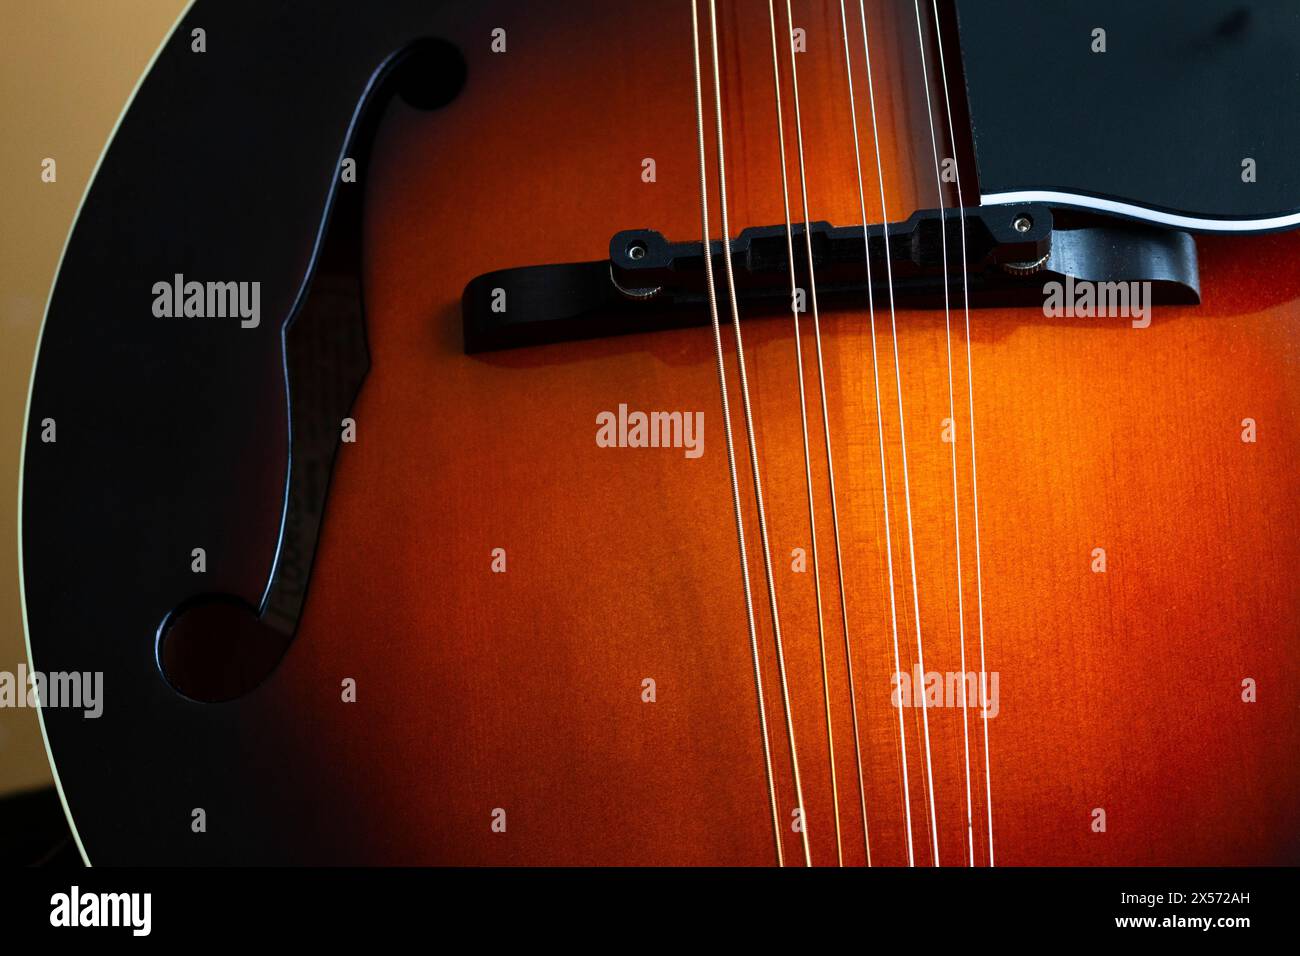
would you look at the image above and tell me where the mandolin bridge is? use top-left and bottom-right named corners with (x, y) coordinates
top-left (461, 204), bottom-right (1201, 353)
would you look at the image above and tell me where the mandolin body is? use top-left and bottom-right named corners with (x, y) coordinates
top-left (21, 0), bottom-right (1300, 865)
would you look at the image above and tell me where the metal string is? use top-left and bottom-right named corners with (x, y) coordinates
top-left (836, 0), bottom-right (916, 866)
top-left (779, 0), bottom-right (878, 867)
top-left (765, 0), bottom-right (847, 866)
top-left (689, 0), bottom-right (785, 867)
top-left (929, 0), bottom-right (995, 866)
top-left (856, 0), bottom-right (941, 866)
top-left (911, 0), bottom-right (975, 868)
top-left (704, 0), bottom-right (813, 867)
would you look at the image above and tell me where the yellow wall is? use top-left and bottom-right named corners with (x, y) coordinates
top-left (0, 1), bottom-right (190, 795)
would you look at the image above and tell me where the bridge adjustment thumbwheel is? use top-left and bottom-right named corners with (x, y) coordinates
top-left (1000, 248), bottom-right (1051, 277)
top-left (1000, 214), bottom-right (1051, 276)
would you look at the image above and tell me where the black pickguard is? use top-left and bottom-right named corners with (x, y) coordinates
top-left (956, 0), bottom-right (1300, 227)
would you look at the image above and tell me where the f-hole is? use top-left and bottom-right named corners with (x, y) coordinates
top-left (157, 38), bottom-right (467, 703)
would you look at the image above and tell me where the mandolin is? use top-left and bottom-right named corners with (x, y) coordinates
top-left (20, 0), bottom-right (1300, 866)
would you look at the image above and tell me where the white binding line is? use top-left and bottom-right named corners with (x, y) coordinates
top-left (18, 0), bottom-right (197, 869)
top-left (980, 189), bottom-right (1300, 233)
